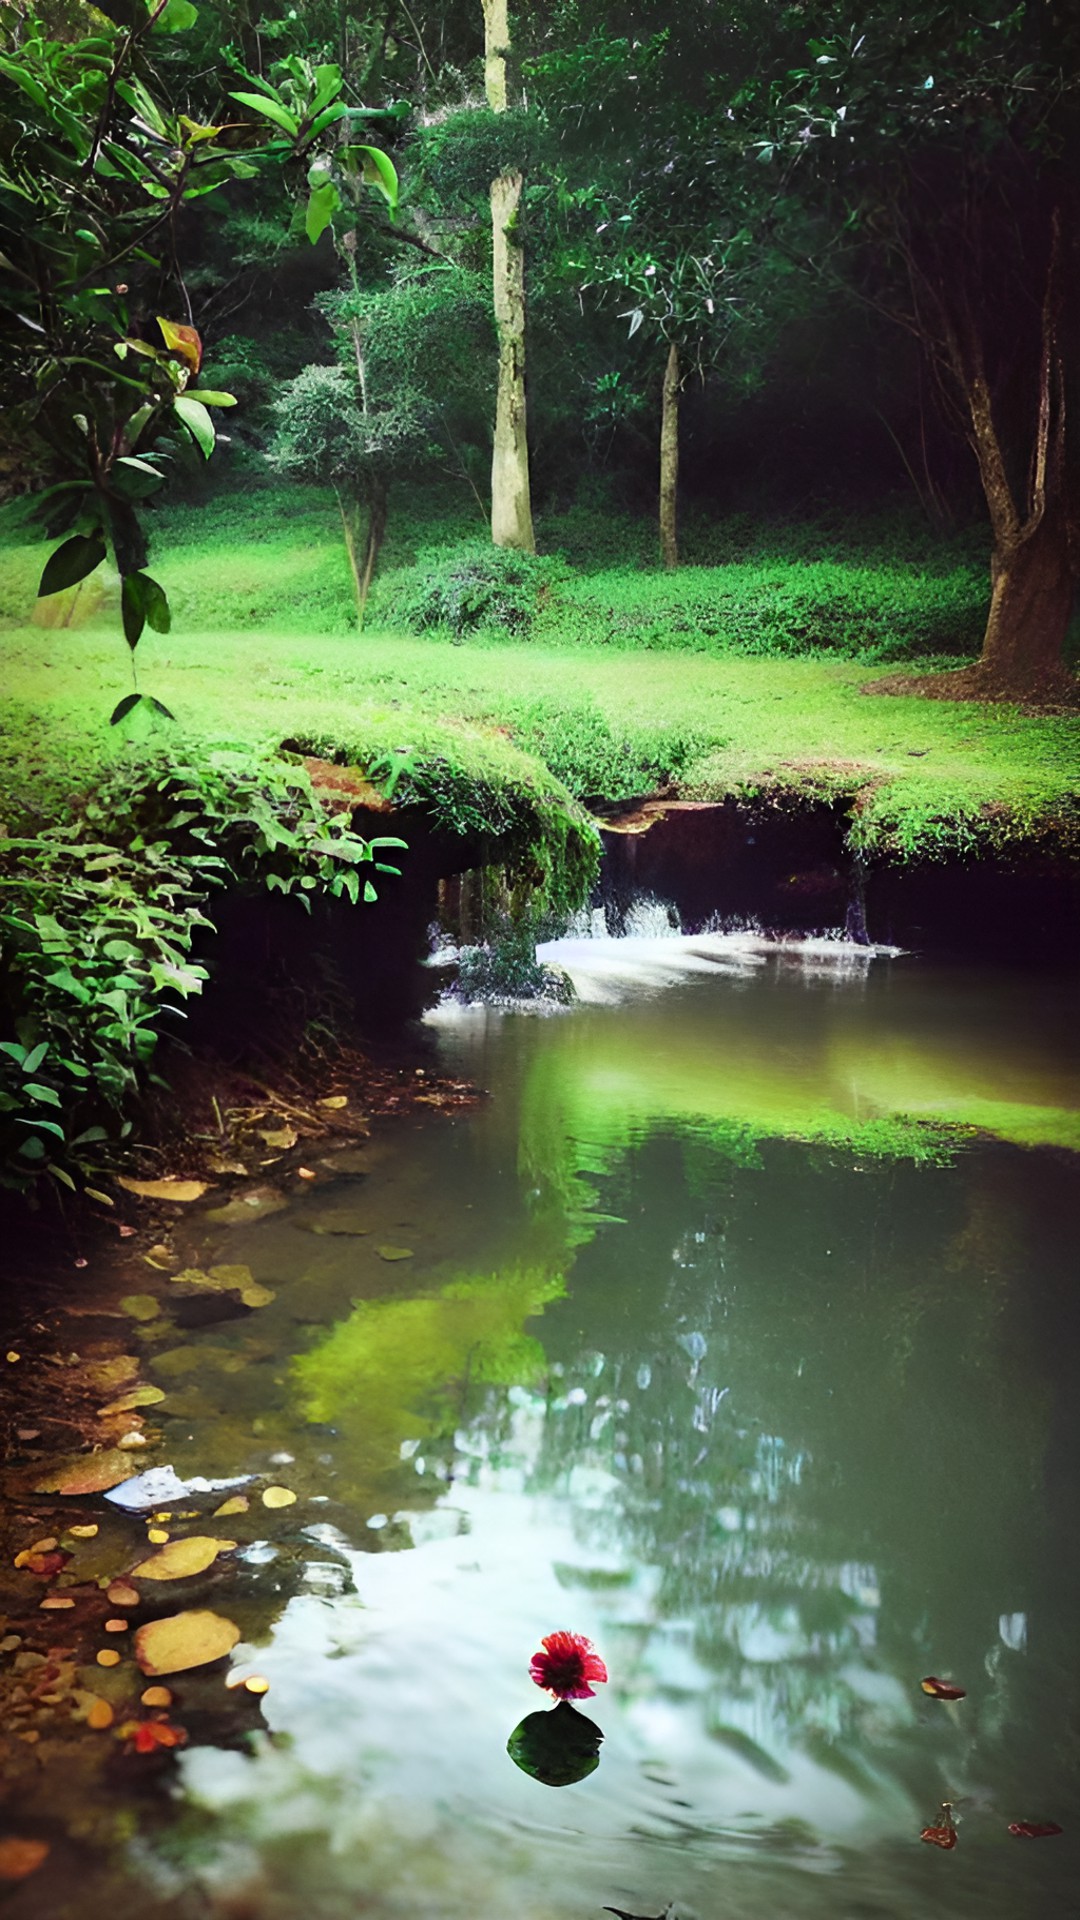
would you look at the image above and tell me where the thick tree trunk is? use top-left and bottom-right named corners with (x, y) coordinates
top-left (483, 0), bottom-right (535, 553)
top-left (659, 339), bottom-right (679, 570)
top-left (976, 510), bottom-right (1076, 695)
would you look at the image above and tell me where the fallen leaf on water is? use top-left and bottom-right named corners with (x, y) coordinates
top-left (96, 1648), bottom-right (121, 1668)
top-left (213, 1496), bottom-right (249, 1517)
top-left (376, 1245), bottom-right (414, 1262)
top-left (87, 1697), bottom-right (114, 1730)
top-left (317, 1095), bottom-right (348, 1109)
top-left (39, 1597), bottom-right (75, 1611)
top-left (921, 1676), bottom-right (966, 1701)
top-left (143, 1246), bottom-right (176, 1270)
top-left (104, 1618), bottom-right (128, 1633)
top-left (258, 1125), bottom-right (297, 1150)
top-left (140, 1685), bottom-right (172, 1707)
top-left (117, 1177), bottom-right (209, 1202)
top-left (98, 1386), bottom-right (166, 1415)
top-left (119, 1294), bottom-right (160, 1322)
top-left (25, 1551), bottom-right (70, 1577)
top-left (84, 1354), bottom-right (140, 1393)
top-left (118, 1431), bottom-right (148, 1449)
top-left (1008, 1821), bottom-right (1063, 1838)
top-left (68, 1524), bottom-right (99, 1539)
top-left (240, 1284), bottom-right (275, 1308)
top-left (107, 1581), bottom-right (140, 1608)
top-left (36, 1450), bottom-right (139, 1496)
top-left (261, 1486), bottom-right (296, 1509)
top-left (147, 1527), bottom-right (169, 1544)
top-left (19, 1536), bottom-right (57, 1558)
top-left (296, 1167), bottom-right (316, 1180)
top-left (131, 1536), bottom-right (237, 1581)
top-left (243, 1673), bottom-right (270, 1694)
top-left (135, 1609), bottom-right (240, 1675)
top-left (0, 1838), bottom-right (49, 1882)
top-left (121, 1717), bottom-right (188, 1752)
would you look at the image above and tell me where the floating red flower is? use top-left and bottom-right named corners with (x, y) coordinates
top-left (921, 1824), bottom-right (958, 1850)
top-left (921, 1675), bottom-right (966, 1701)
top-left (1008, 1821), bottom-right (1063, 1839)
top-left (529, 1631), bottom-right (608, 1700)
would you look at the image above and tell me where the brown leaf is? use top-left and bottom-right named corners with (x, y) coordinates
top-left (0, 1839), bottom-right (49, 1882)
top-left (131, 1535), bottom-right (237, 1581)
top-left (134, 1608), bottom-right (240, 1675)
top-left (107, 1580), bottom-right (140, 1608)
top-left (35, 1450), bottom-right (139, 1495)
top-left (117, 1177), bottom-right (209, 1202)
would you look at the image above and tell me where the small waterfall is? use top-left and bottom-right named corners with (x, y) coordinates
top-left (537, 908), bottom-right (900, 1006)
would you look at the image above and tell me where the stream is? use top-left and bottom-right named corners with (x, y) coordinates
top-left (3, 933), bottom-right (1079, 1920)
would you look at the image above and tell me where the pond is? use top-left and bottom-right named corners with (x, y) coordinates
top-left (4, 936), bottom-right (1079, 1920)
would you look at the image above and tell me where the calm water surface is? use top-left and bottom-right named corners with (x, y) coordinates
top-left (12, 949), bottom-right (1080, 1920)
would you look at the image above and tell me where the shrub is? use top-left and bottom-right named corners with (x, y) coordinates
top-left (507, 697), bottom-right (710, 800)
top-left (378, 541), bottom-right (569, 638)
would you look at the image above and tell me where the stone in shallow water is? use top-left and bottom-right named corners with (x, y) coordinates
top-left (295, 1208), bottom-right (371, 1236)
top-left (104, 1466), bottom-right (252, 1512)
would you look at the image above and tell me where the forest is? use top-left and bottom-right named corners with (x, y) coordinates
top-left (0, 6), bottom-right (1079, 1917)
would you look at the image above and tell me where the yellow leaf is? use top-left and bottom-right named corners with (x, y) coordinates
top-left (244, 1673), bottom-right (270, 1694)
top-left (135, 1608), bottom-right (240, 1675)
top-left (87, 1697), bottom-right (114, 1730)
top-left (131, 1535), bottom-right (237, 1581)
top-left (258, 1125), bottom-right (297, 1149)
top-left (317, 1095), bottom-right (348, 1109)
top-left (68, 1524), bottom-right (99, 1539)
top-left (118, 1177), bottom-right (209, 1202)
top-left (240, 1284), bottom-right (275, 1309)
top-left (107, 1581), bottom-right (139, 1607)
top-left (84, 1355), bottom-right (139, 1393)
top-left (96, 1648), bottom-right (121, 1668)
top-left (147, 1528), bottom-right (170, 1544)
top-left (261, 1486), bottom-right (296, 1509)
top-left (98, 1386), bottom-right (166, 1415)
top-left (119, 1294), bottom-right (160, 1322)
top-left (213, 1495), bottom-right (248, 1517)
top-left (140, 1685), bottom-right (173, 1707)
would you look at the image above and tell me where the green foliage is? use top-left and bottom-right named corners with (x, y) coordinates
top-left (0, 10), bottom-right (396, 656)
top-left (408, 107), bottom-right (541, 209)
top-left (541, 557), bottom-right (985, 663)
top-left (454, 927), bottom-right (574, 1007)
top-left (507, 697), bottom-right (708, 801)
top-left (0, 750), bottom-right (404, 1192)
top-left (378, 541), bottom-right (568, 637)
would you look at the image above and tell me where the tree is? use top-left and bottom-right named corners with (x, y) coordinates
top-left (0, 3), bottom-right (396, 688)
top-left (754, 1), bottom-right (1080, 702)
top-left (483, 0), bottom-right (535, 551)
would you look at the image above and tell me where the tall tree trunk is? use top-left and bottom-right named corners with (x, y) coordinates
top-left (483, 0), bottom-right (535, 553)
top-left (659, 339), bottom-right (680, 570)
top-left (358, 476), bottom-right (388, 629)
top-left (335, 487), bottom-right (364, 629)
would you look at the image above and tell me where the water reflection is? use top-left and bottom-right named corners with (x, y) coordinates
top-left (35, 958), bottom-right (1079, 1919)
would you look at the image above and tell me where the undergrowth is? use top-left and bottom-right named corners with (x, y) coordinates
top-left (0, 750), bottom-right (406, 1196)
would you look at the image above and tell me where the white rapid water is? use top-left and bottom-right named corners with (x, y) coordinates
top-left (536, 925), bottom-right (900, 1004)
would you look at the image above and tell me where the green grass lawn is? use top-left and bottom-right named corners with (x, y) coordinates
top-left (1, 481), bottom-right (1077, 859)
top-left (2, 621), bottom-right (1077, 861)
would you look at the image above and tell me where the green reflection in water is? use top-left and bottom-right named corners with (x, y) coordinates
top-left (292, 1263), bottom-right (567, 1466)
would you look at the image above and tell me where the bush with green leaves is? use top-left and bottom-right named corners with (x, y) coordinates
top-left (507, 698), bottom-right (710, 801)
top-left (378, 541), bottom-right (569, 638)
top-left (0, 751), bottom-right (405, 1195)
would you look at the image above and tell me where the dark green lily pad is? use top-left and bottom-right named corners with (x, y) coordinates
top-left (507, 1700), bottom-right (604, 1787)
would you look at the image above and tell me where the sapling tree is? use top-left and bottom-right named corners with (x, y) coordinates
top-left (0, 2), bottom-right (397, 705)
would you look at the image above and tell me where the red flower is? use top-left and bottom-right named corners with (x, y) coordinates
top-left (921, 1825), bottom-right (958, 1850)
top-left (529, 1631), bottom-right (608, 1700)
top-left (921, 1675), bottom-right (966, 1701)
top-left (121, 1719), bottom-right (188, 1753)
top-left (1008, 1821), bottom-right (1062, 1839)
